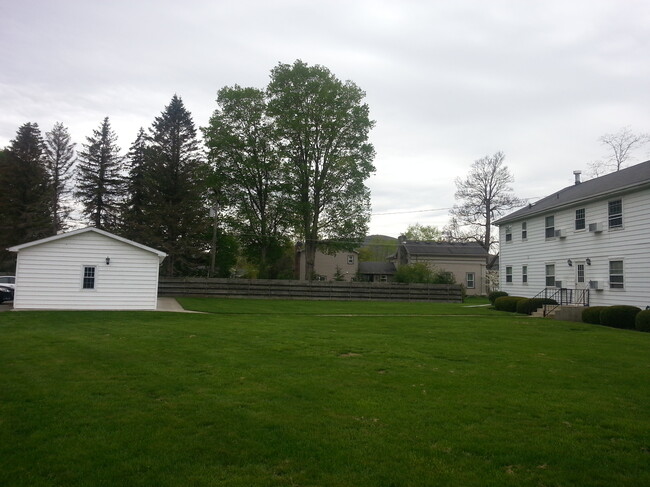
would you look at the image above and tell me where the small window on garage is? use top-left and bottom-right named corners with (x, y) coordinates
top-left (347, 255), bottom-right (355, 265)
top-left (82, 266), bottom-right (96, 289)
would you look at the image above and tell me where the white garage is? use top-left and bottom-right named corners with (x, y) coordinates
top-left (8, 227), bottom-right (167, 310)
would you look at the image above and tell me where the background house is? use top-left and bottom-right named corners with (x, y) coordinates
top-left (8, 227), bottom-right (166, 310)
top-left (389, 239), bottom-right (489, 295)
top-left (294, 244), bottom-right (359, 281)
top-left (494, 161), bottom-right (650, 308)
top-left (358, 261), bottom-right (397, 282)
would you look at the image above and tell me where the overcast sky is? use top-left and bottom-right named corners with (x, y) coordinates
top-left (1, 0), bottom-right (649, 237)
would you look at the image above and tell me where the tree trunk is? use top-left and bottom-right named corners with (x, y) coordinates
top-left (303, 239), bottom-right (317, 280)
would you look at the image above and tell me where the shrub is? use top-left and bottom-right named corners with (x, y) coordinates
top-left (635, 310), bottom-right (650, 332)
top-left (515, 298), bottom-right (559, 315)
top-left (394, 263), bottom-right (456, 284)
top-left (582, 306), bottom-right (608, 325)
top-left (600, 305), bottom-right (641, 329)
top-left (488, 291), bottom-right (508, 305)
top-left (494, 296), bottom-right (526, 312)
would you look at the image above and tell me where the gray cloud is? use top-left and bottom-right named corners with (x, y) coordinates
top-left (1, 0), bottom-right (649, 236)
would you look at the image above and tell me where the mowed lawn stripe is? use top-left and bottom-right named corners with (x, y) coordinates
top-left (1, 302), bottom-right (649, 486)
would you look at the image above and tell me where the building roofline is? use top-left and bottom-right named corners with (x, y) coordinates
top-left (494, 160), bottom-right (650, 225)
top-left (8, 227), bottom-right (167, 261)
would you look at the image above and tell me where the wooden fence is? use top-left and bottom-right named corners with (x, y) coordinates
top-left (159, 278), bottom-right (463, 302)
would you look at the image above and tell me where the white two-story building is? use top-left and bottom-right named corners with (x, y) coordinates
top-left (494, 160), bottom-right (650, 309)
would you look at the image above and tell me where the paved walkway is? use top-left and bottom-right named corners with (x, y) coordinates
top-left (156, 297), bottom-right (203, 313)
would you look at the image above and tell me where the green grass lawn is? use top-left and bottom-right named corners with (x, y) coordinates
top-left (1, 299), bottom-right (649, 486)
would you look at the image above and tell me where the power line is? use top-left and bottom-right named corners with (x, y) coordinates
top-left (372, 207), bottom-right (452, 216)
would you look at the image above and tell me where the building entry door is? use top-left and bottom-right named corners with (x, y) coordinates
top-left (575, 262), bottom-right (587, 289)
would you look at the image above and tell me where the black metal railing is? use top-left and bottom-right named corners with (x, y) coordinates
top-left (532, 287), bottom-right (590, 317)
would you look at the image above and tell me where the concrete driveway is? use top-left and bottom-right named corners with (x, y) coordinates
top-left (0, 302), bottom-right (13, 312)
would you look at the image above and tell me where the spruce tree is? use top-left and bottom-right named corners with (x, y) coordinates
top-left (0, 123), bottom-right (54, 270)
top-left (44, 122), bottom-right (76, 232)
top-left (74, 117), bottom-right (125, 230)
top-left (141, 95), bottom-right (209, 276)
top-left (121, 127), bottom-right (149, 240)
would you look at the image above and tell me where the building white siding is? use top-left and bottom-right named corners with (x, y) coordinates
top-left (13, 231), bottom-right (162, 310)
top-left (499, 187), bottom-right (650, 308)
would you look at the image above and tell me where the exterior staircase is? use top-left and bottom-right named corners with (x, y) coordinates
top-left (531, 304), bottom-right (585, 321)
top-left (530, 287), bottom-right (590, 320)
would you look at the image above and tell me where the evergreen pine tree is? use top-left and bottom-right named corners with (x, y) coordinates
top-left (141, 95), bottom-right (209, 276)
top-left (121, 127), bottom-right (149, 240)
top-left (44, 122), bottom-right (76, 232)
top-left (0, 123), bottom-right (54, 270)
top-left (74, 117), bottom-right (125, 230)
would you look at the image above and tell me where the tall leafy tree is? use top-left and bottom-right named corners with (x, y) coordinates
top-left (140, 95), bottom-right (209, 276)
top-left (267, 60), bottom-right (375, 280)
top-left (449, 151), bottom-right (523, 252)
top-left (403, 223), bottom-right (443, 241)
top-left (0, 123), bottom-right (54, 270)
top-left (74, 117), bottom-right (125, 230)
top-left (44, 122), bottom-right (76, 232)
top-left (204, 85), bottom-right (288, 278)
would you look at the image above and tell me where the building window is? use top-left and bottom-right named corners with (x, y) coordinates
top-left (505, 225), bottom-right (512, 242)
top-left (577, 263), bottom-right (585, 284)
top-left (545, 215), bottom-right (555, 238)
top-left (608, 199), bottom-right (623, 229)
top-left (609, 260), bottom-right (624, 289)
top-left (347, 255), bottom-right (355, 265)
top-left (522, 265), bottom-right (528, 284)
top-left (545, 264), bottom-right (555, 287)
top-left (82, 266), bottom-right (96, 289)
top-left (521, 222), bottom-right (527, 240)
top-left (379, 275), bottom-right (387, 282)
top-left (575, 208), bottom-right (585, 230)
top-left (506, 266), bottom-right (513, 283)
top-left (466, 272), bottom-right (475, 289)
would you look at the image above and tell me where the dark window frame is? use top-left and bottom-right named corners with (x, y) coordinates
top-left (545, 264), bottom-right (555, 287)
top-left (545, 215), bottom-right (555, 238)
top-left (82, 266), bottom-right (96, 290)
top-left (609, 260), bottom-right (624, 289)
top-left (575, 208), bottom-right (586, 230)
top-left (608, 200), bottom-right (623, 229)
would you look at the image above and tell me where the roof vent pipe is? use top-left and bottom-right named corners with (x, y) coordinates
top-left (573, 170), bottom-right (582, 185)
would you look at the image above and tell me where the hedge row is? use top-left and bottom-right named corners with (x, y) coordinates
top-left (635, 310), bottom-right (650, 332)
top-left (516, 298), bottom-right (558, 315)
top-left (581, 305), bottom-right (644, 330)
top-left (488, 291), bottom-right (508, 305)
top-left (494, 296), bottom-right (526, 312)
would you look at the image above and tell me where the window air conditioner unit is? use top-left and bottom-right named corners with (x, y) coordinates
top-left (554, 280), bottom-right (563, 288)
top-left (588, 222), bottom-right (603, 233)
top-left (589, 280), bottom-right (602, 290)
top-left (554, 229), bottom-right (566, 238)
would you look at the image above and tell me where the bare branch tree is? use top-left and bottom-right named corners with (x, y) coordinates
top-left (449, 151), bottom-right (524, 252)
top-left (589, 126), bottom-right (649, 176)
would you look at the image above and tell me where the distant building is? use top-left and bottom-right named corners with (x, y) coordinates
top-left (358, 261), bottom-right (397, 282)
top-left (294, 243), bottom-right (359, 281)
top-left (389, 239), bottom-right (489, 295)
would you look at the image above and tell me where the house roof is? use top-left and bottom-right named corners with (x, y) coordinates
top-left (494, 159), bottom-right (650, 225)
top-left (8, 227), bottom-right (167, 261)
top-left (358, 261), bottom-right (397, 275)
top-left (399, 241), bottom-right (488, 258)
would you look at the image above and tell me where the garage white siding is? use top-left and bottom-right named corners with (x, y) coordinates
top-left (10, 228), bottom-right (165, 310)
